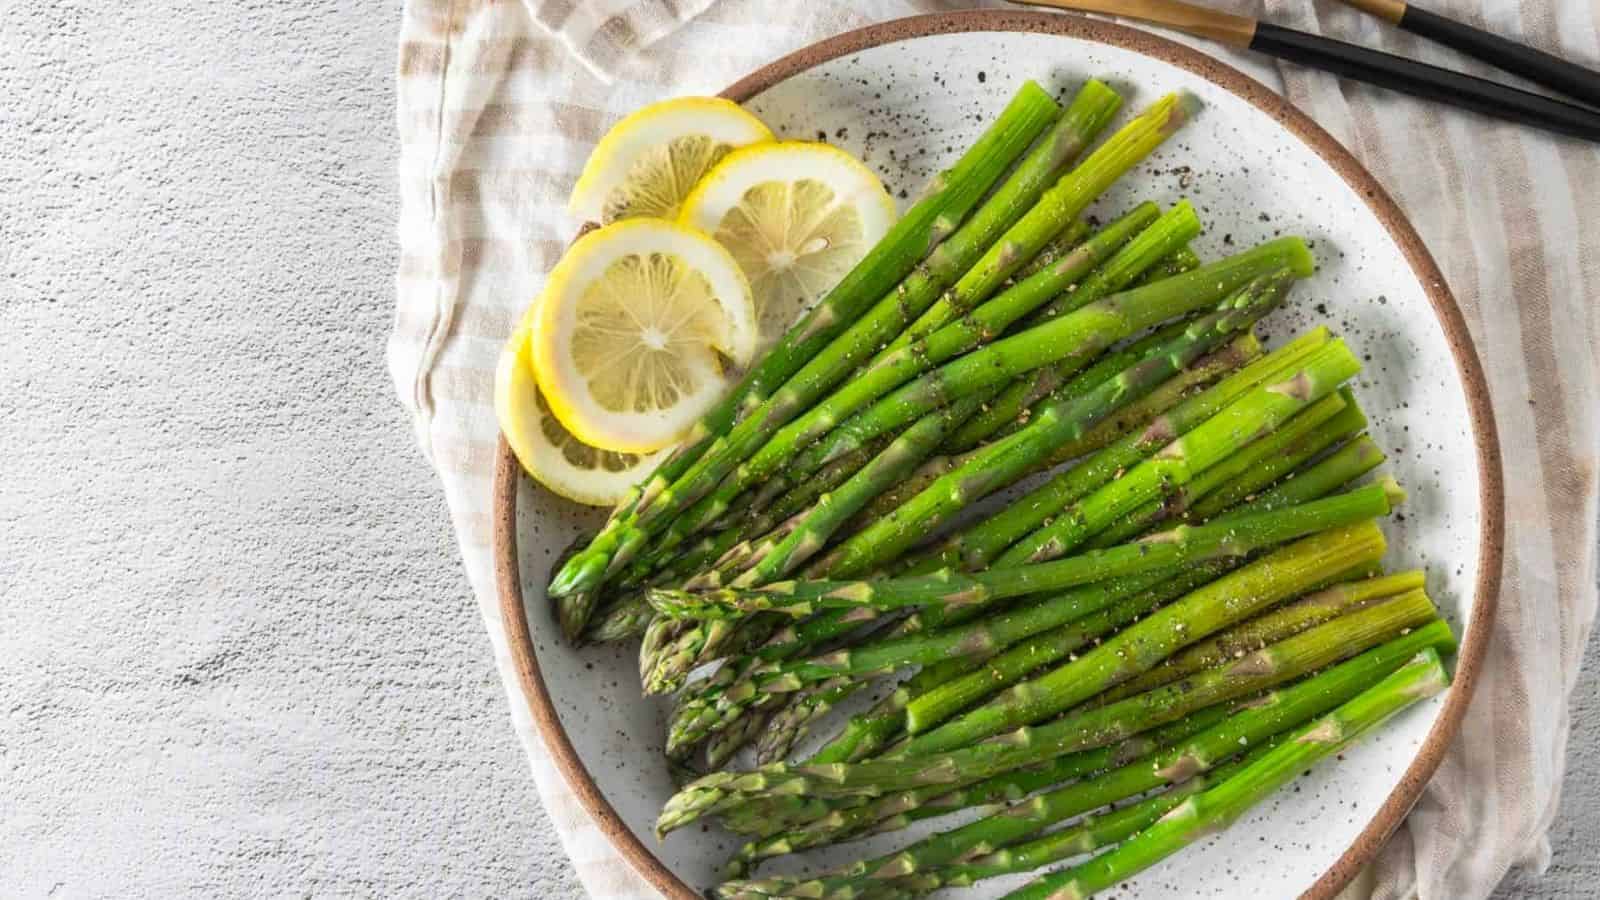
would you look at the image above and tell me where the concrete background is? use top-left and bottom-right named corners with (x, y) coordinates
top-left (0, 1), bottom-right (1591, 897)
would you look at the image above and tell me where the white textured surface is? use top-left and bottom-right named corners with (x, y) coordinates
top-left (0, 2), bottom-right (1593, 898)
top-left (0, 2), bottom-right (579, 896)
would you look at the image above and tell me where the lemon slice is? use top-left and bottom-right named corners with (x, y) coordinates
top-left (569, 97), bottom-right (774, 224)
top-left (496, 322), bottom-right (668, 506)
top-left (680, 141), bottom-right (897, 350)
top-left (532, 218), bottom-right (757, 454)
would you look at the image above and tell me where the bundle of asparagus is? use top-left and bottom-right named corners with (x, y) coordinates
top-left (537, 80), bottom-right (1455, 899)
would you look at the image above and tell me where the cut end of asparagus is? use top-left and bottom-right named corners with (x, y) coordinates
top-left (1379, 475), bottom-right (1408, 507)
top-left (1402, 647), bottom-right (1453, 698)
top-left (1075, 77), bottom-right (1122, 113)
top-left (1165, 91), bottom-right (1204, 135)
top-left (1166, 198), bottom-right (1202, 238)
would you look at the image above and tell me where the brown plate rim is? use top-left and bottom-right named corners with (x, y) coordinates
top-left (493, 9), bottom-right (1505, 899)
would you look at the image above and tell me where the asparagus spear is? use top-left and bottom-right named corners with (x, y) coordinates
top-left (1194, 431), bottom-right (1386, 520)
top-left (898, 434), bottom-right (1392, 734)
top-left (703, 389), bottom-right (1000, 589)
top-left (716, 638), bottom-right (1449, 899)
top-left (883, 94), bottom-right (1197, 353)
top-left (548, 81), bottom-right (1066, 601)
top-left (788, 238), bottom-right (1315, 481)
top-left (623, 89), bottom-right (1172, 566)
top-left (895, 520), bottom-right (1391, 756)
top-left (660, 329), bottom-right (1263, 742)
top-left (1079, 389), bottom-right (1354, 549)
top-left (656, 597), bottom-right (1447, 834)
top-left (655, 483), bottom-right (1399, 759)
top-left (943, 245), bottom-right (1205, 454)
top-left (847, 329), bottom-right (1259, 537)
top-left (642, 614), bottom-right (744, 697)
top-left (902, 743), bottom-right (1267, 894)
top-left (667, 205), bottom-right (1168, 559)
top-left (1089, 572), bottom-right (1427, 707)
top-left (661, 439), bottom-right (1390, 745)
top-left (927, 327), bottom-right (1333, 574)
top-left (900, 565), bottom-right (1225, 736)
top-left (724, 272), bottom-right (1274, 589)
top-left (705, 701), bottom-right (779, 771)
top-left (650, 481), bottom-right (1398, 623)
top-left (580, 591), bottom-right (653, 644)
top-left (725, 709), bottom-right (1232, 874)
top-left (717, 203), bottom-right (1177, 520)
top-left (1015, 218), bottom-right (1093, 277)
top-left (994, 337), bottom-right (1363, 568)
top-left (754, 677), bottom-right (858, 764)
top-left (804, 274), bottom-right (1294, 580)
top-left (1002, 648), bottom-right (1451, 900)
top-left (644, 102), bottom-right (1195, 565)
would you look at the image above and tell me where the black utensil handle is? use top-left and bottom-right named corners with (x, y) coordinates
top-left (1400, 4), bottom-right (1600, 110)
top-left (1250, 23), bottom-right (1600, 143)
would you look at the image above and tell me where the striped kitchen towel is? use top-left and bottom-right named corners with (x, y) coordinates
top-left (389, 1), bottom-right (1599, 897)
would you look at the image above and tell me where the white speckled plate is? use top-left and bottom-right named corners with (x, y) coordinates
top-left (494, 11), bottom-right (1502, 899)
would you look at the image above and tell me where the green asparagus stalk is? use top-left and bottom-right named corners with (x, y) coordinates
top-left (1016, 219), bottom-right (1093, 277)
top-left (884, 94), bottom-right (1197, 353)
top-left (650, 109), bottom-right (1199, 562)
top-left (1001, 648), bottom-right (1451, 900)
top-left (622, 87), bottom-right (1164, 563)
top-left (903, 743), bottom-right (1266, 894)
top-left (789, 239), bottom-right (1315, 480)
top-left (650, 481), bottom-right (1398, 623)
top-left (901, 565), bottom-right (1225, 736)
top-left (849, 328), bottom-right (1259, 536)
top-left (943, 245), bottom-right (1204, 454)
top-left (805, 276), bottom-right (1293, 580)
top-left (1196, 432), bottom-right (1386, 520)
top-left (994, 338), bottom-right (1363, 568)
top-left (548, 82), bottom-right (1066, 601)
top-left (728, 272), bottom-right (1270, 589)
top-left (642, 614), bottom-right (743, 697)
top-left (654, 484), bottom-right (1400, 757)
top-left (715, 638), bottom-right (1449, 899)
top-left (754, 678), bottom-right (858, 764)
top-left (719, 203), bottom-right (1175, 517)
top-left (896, 520), bottom-right (1391, 755)
top-left (897, 436), bottom-right (1392, 734)
top-left (725, 708), bottom-right (1232, 875)
top-left (1090, 572), bottom-right (1428, 707)
top-left (926, 327), bottom-right (1333, 574)
top-left (705, 701), bottom-right (779, 771)
top-left (580, 591), bottom-right (653, 644)
top-left (656, 596), bottom-right (1447, 834)
top-left (1080, 389), bottom-right (1354, 549)
top-left (707, 390), bottom-right (1000, 589)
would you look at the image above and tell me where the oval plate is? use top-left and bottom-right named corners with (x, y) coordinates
top-left (494, 10), bottom-right (1503, 899)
